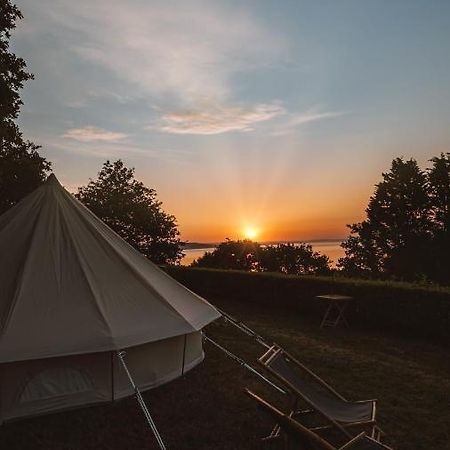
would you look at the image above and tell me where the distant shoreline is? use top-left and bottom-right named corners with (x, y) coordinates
top-left (183, 238), bottom-right (344, 250)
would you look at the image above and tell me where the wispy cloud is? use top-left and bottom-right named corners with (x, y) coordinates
top-left (17, 0), bottom-right (290, 140)
top-left (269, 110), bottom-right (346, 136)
top-left (159, 103), bottom-right (285, 135)
top-left (63, 126), bottom-right (127, 142)
top-left (43, 1), bottom-right (286, 104)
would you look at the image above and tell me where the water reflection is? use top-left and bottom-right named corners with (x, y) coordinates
top-left (180, 241), bottom-right (344, 267)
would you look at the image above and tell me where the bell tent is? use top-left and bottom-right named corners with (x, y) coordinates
top-left (0, 174), bottom-right (220, 425)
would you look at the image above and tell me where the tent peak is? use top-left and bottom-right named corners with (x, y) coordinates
top-left (45, 173), bottom-right (61, 186)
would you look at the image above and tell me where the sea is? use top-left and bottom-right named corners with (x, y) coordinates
top-left (180, 240), bottom-right (345, 267)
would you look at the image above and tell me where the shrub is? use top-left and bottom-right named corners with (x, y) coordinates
top-left (167, 266), bottom-right (450, 342)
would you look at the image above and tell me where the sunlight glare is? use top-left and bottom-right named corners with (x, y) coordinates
top-left (243, 226), bottom-right (258, 240)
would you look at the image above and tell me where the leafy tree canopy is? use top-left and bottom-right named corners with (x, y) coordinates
top-left (0, 0), bottom-right (50, 215)
top-left (339, 155), bottom-right (450, 284)
top-left (428, 153), bottom-right (450, 234)
top-left (193, 239), bottom-right (262, 271)
top-left (260, 242), bottom-right (331, 275)
top-left (426, 153), bottom-right (450, 283)
top-left (192, 239), bottom-right (330, 275)
top-left (76, 160), bottom-right (184, 265)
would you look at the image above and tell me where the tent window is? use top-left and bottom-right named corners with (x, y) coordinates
top-left (20, 367), bottom-right (94, 403)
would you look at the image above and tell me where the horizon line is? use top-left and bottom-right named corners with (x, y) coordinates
top-left (183, 237), bottom-right (345, 246)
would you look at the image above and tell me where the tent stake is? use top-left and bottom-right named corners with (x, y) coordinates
top-left (203, 334), bottom-right (286, 395)
top-left (116, 351), bottom-right (167, 450)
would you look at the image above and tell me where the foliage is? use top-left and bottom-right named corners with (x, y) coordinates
top-left (259, 242), bottom-right (330, 275)
top-left (168, 266), bottom-right (450, 341)
top-left (192, 239), bottom-right (262, 271)
top-left (0, 143), bottom-right (51, 215)
top-left (0, 0), bottom-right (50, 215)
top-left (426, 153), bottom-right (450, 283)
top-left (339, 155), bottom-right (450, 284)
top-left (192, 239), bottom-right (331, 275)
top-left (0, 0), bottom-right (29, 127)
top-left (76, 160), bottom-right (183, 265)
top-left (428, 152), bottom-right (450, 233)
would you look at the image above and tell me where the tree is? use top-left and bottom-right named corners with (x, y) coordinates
top-left (338, 158), bottom-right (432, 281)
top-left (76, 160), bottom-right (183, 265)
top-left (259, 243), bottom-right (330, 275)
top-left (426, 153), bottom-right (450, 283)
top-left (0, 0), bottom-right (50, 215)
top-left (192, 239), bottom-right (262, 271)
top-left (192, 239), bottom-right (331, 275)
top-left (428, 153), bottom-right (450, 234)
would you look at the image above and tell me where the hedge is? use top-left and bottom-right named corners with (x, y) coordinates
top-left (166, 266), bottom-right (450, 342)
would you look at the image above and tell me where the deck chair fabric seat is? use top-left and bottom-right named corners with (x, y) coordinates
top-left (268, 354), bottom-right (374, 423)
top-left (258, 345), bottom-right (379, 440)
top-left (246, 389), bottom-right (394, 450)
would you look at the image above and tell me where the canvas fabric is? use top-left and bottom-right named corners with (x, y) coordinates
top-left (0, 175), bottom-right (220, 363)
top-left (0, 175), bottom-right (219, 422)
top-left (0, 331), bottom-right (203, 423)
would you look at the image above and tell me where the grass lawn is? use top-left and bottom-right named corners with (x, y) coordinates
top-left (0, 296), bottom-right (449, 450)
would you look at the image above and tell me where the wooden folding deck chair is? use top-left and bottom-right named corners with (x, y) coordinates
top-left (246, 389), bottom-right (394, 450)
top-left (258, 345), bottom-right (381, 441)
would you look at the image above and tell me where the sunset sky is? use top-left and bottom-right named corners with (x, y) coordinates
top-left (12, 0), bottom-right (450, 242)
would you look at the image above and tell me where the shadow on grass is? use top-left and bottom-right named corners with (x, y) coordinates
top-left (0, 296), bottom-right (448, 450)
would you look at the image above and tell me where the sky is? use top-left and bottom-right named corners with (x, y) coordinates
top-left (11, 0), bottom-right (450, 242)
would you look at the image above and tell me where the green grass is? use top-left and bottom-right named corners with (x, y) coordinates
top-left (0, 295), bottom-right (449, 449)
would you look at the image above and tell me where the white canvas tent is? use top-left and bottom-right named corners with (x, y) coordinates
top-left (0, 174), bottom-right (220, 424)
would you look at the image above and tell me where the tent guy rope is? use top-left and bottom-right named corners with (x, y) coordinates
top-left (214, 307), bottom-right (272, 349)
top-left (116, 351), bottom-right (167, 450)
top-left (202, 334), bottom-right (286, 395)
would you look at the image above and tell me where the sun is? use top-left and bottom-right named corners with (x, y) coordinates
top-left (243, 226), bottom-right (258, 240)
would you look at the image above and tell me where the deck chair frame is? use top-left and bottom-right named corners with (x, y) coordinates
top-left (258, 345), bottom-right (380, 441)
top-left (246, 389), bottom-right (394, 450)
top-left (340, 433), bottom-right (394, 450)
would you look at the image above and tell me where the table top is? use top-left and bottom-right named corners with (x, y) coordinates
top-left (316, 294), bottom-right (353, 301)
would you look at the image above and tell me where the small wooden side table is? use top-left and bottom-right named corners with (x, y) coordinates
top-left (316, 294), bottom-right (353, 328)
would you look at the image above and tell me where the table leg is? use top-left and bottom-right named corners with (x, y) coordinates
top-left (320, 301), bottom-right (350, 328)
top-left (335, 302), bottom-right (349, 327)
top-left (320, 302), bottom-right (334, 328)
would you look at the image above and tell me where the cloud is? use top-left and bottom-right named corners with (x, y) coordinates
top-left (269, 110), bottom-right (346, 136)
top-left (63, 126), bottom-right (127, 142)
top-left (41, 1), bottom-right (287, 104)
top-left (16, 0), bottom-right (290, 142)
top-left (285, 111), bottom-right (344, 127)
top-left (158, 103), bottom-right (285, 135)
